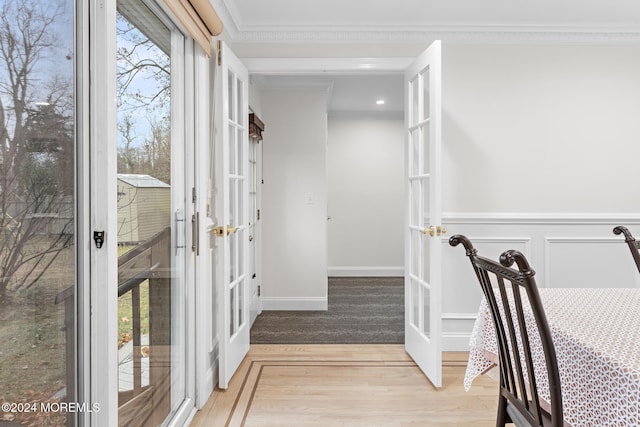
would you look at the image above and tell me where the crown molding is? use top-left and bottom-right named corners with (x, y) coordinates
top-left (210, 0), bottom-right (640, 45)
top-left (234, 27), bottom-right (640, 45)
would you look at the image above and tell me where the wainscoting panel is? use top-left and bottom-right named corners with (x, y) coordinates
top-left (441, 213), bottom-right (640, 351)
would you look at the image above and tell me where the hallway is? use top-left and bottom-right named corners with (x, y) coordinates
top-left (191, 345), bottom-right (498, 426)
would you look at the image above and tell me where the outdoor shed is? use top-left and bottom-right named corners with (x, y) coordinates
top-left (117, 174), bottom-right (170, 244)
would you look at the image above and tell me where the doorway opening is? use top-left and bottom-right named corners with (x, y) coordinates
top-left (248, 73), bottom-right (406, 344)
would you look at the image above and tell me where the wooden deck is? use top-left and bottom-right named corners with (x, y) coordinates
top-left (191, 345), bottom-right (498, 427)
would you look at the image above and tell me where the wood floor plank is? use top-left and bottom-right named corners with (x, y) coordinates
top-left (191, 345), bottom-right (498, 427)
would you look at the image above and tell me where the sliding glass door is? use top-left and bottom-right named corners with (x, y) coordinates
top-left (116, 1), bottom-right (190, 425)
top-left (0, 1), bottom-right (78, 425)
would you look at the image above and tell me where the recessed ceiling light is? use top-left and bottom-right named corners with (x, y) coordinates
top-left (376, 99), bottom-right (385, 105)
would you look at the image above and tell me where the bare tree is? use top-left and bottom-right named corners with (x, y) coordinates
top-left (116, 10), bottom-right (171, 184)
top-left (0, 0), bottom-right (72, 304)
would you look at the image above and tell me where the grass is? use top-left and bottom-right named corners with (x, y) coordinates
top-left (117, 245), bottom-right (150, 348)
top-left (0, 241), bottom-right (71, 414)
top-left (118, 280), bottom-right (150, 348)
top-left (0, 243), bottom-right (152, 404)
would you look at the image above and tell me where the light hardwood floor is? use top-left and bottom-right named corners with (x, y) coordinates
top-left (191, 345), bottom-right (499, 427)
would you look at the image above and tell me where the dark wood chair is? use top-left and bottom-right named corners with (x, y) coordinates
top-left (613, 225), bottom-right (640, 274)
top-left (449, 234), bottom-right (563, 427)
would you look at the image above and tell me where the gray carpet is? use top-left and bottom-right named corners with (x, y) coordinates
top-left (250, 277), bottom-right (404, 344)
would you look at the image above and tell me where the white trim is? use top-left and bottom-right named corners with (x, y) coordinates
top-left (77, 0), bottom-right (91, 424)
top-left (205, 2), bottom-right (640, 45)
top-left (262, 297), bottom-right (328, 311)
top-left (442, 313), bottom-right (478, 321)
top-left (328, 266), bottom-right (403, 277)
top-left (193, 47), bottom-right (215, 409)
top-left (443, 212), bottom-right (640, 225)
top-left (243, 57), bottom-right (413, 74)
top-left (232, 28), bottom-right (640, 45)
top-left (442, 332), bottom-right (473, 352)
top-left (543, 236), bottom-right (640, 289)
top-left (90, 0), bottom-right (118, 425)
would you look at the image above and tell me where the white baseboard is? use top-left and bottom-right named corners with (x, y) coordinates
top-left (442, 332), bottom-right (472, 352)
top-left (262, 297), bottom-right (328, 311)
top-left (328, 266), bottom-right (404, 277)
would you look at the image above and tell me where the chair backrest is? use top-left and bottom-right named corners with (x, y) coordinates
top-left (613, 225), bottom-right (640, 274)
top-left (450, 234), bottom-right (563, 427)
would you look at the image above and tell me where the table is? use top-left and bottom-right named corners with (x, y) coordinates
top-left (465, 288), bottom-right (640, 427)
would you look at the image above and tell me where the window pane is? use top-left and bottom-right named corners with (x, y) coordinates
top-left (116, 1), bottom-right (182, 424)
top-left (421, 68), bottom-right (431, 121)
top-left (0, 1), bottom-right (76, 425)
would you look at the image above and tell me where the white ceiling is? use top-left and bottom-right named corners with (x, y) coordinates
top-left (212, 0), bottom-right (640, 114)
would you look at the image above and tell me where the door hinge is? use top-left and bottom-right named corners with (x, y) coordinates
top-left (192, 187), bottom-right (196, 203)
top-left (257, 209), bottom-right (260, 220)
top-left (217, 40), bottom-right (222, 66)
top-left (258, 285), bottom-right (261, 297)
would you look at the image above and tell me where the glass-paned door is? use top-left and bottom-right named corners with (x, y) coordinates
top-left (404, 40), bottom-right (443, 388)
top-left (248, 135), bottom-right (261, 326)
top-left (0, 1), bottom-right (77, 425)
top-left (116, 1), bottom-right (188, 425)
top-left (214, 41), bottom-right (250, 389)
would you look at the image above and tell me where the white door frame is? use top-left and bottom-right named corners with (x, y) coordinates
top-left (193, 50), bottom-right (216, 409)
top-left (242, 54), bottom-right (443, 386)
top-left (88, 0), bottom-right (204, 424)
top-left (89, 0), bottom-right (118, 425)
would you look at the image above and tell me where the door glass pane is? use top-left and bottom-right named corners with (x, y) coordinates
top-left (0, 2), bottom-right (76, 425)
top-left (422, 284), bottom-right (431, 338)
top-left (230, 284), bottom-right (237, 336)
top-left (238, 230), bottom-right (244, 276)
top-left (410, 129), bottom-right (419, 176)
top-left (423, 233), bottom-right (431, 282)
top-left (411, 77), bottom-right (419, 126)
top-left (236, 78), bottom-right (243, 128)
top-left (422, 177), bottom-right (430, 223)
top-left (421, 68), bottom-right (431, 121)
top-left (411, 280), bottom-right (420, 328)
top-left (238, 278), bottom-right (244, 329)
top-left (228, 124), bottom-right (236, 175)
top-left (116, 3), bottom-right (184, 425)
top-left (228, 71), bottom-right (235, 123)
top-left (230, 232), bottom-right (236, 283)
top-left (410, 179), bottom-right (420, 226)
top-left (236, 128), bottom-right (243, 175)
top-left (410, 231), bottom-right (420, 277)
top-left (229, 179), bottom-right (236, 227)
top-left (422, 123), bottom-right (430, 175)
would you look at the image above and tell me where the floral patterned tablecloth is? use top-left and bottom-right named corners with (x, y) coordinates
top-left (465, 288), bottom-right (640, 427)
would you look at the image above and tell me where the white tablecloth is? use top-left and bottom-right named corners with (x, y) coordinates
top-left (465, 288), bottom-right (640, 427)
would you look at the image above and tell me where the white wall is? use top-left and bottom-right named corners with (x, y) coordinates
top-left (327, 117), bottom-right (404, 276)
top-left (260, 89), bottom-right (329, 310)
top-left (442, 44), bottom-right (640, 213)
top-left (440, 44), bottom-right (640, 350)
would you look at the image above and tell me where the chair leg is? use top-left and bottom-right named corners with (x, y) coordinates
top-left (496, 395), bottom-right (509, 427)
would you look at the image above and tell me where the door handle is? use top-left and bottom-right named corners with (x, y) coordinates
top-left (421, 225), bottom-right (447, 237)
top-left (175, 209), bottom-right (185, 253)
top-left (192, 212), bottom-right (199, 255)
top-left (211, 225), bottom-right (238, 237)
top-left (421, 226), bottom-right (436, 237)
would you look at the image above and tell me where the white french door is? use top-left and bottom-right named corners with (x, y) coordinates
top-left (404, 40), bottom-right (443, 388)
top-left (213, 40), bottom-right (250, 389)
top-left (248, 136), bottom-right (262, 326)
